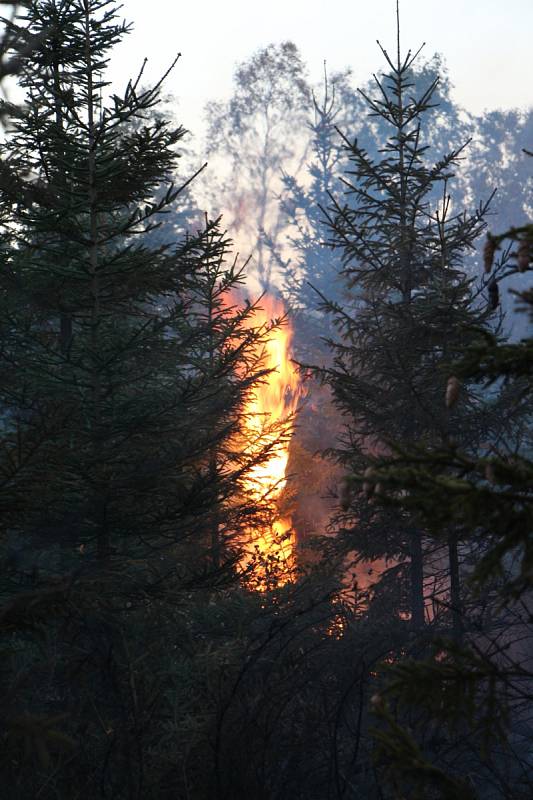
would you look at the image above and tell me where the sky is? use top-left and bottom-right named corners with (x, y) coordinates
top-left (108, 0), bottom-right (533, 138)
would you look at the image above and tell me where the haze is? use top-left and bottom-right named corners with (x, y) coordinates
top-left (110, 0), bottom-right (533, 135)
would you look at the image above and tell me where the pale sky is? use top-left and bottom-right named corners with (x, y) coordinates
top-left (108, 0), bottom-right (533, 138)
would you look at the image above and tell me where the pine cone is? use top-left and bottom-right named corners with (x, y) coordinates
top-left (488, 279), bottom-right (499, 310)
top-left (339, 477), bottom-right (353, 511)
top-left (483, 235), bottom-right (496, 273)
top-left (362, 466), bottom-right (375, 498)
top-left (484, 462), bottom-right (496, 484)
top-left (445, 376), bottom-right (460, 408)
top-left (517, 240), bottom-right (530, 272)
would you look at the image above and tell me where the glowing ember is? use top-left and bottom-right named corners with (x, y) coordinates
top-left (241, 295), bottom-right (300, 589)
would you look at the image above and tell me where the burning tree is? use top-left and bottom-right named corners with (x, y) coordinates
top-left (238, 294), bottom-right (301, 590)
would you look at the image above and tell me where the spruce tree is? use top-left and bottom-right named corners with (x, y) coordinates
top-left (276, 53), bottom-right (476, 322)
top-left (0, 1), bottom-right (293, 791)
top-left (364, 162), bottom-right (533, 799)
top-left (316, 18), bottom-right (506, 630)
top-left (0, 0), bottom-right (280, 570)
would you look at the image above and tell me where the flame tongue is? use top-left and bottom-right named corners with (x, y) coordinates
top-left (242, 295), bottom-right (299, 589)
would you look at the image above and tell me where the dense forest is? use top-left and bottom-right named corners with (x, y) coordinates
top-left (1, 1), bottom-right (532, 798)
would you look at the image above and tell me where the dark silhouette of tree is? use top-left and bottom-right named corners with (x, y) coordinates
top-left (365, 159), bottom-right (533, 800)
top-left (0, 0), bottom-right (284, 567)
top-left (0, 1), bottom-right (293, 792)
top-left (315, 16), bottom-right (506, 630)
top-left (276, 53), bottom-right (476, 317)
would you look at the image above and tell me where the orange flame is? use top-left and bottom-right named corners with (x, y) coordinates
top-left (241, 295), bottom-right (300, 589)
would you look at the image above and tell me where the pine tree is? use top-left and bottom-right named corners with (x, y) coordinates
top-left (365, 160), bottom-right (533, 800)
top-left (0, 0), bottom-right (281, 571)
top-left (0, 2), bottom-right (294, 791)
top-left (276, 52), bottom-right (475, 321)
top-left (316, 15), bottom-right (508, 630)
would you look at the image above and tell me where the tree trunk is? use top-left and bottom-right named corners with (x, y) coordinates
top-left (410, 529), bottom-right (425, 627)
top-left (84, 5), bottom-right (107, 563)
top-left (209, 452), bottom-right (221, 570)
top-left (448, 531), bottom-right (463, 642)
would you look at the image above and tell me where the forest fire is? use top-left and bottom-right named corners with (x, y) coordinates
top-left (241, 295), bottom-right (300, 589)
top-left (7, 2), bottom-right (531, 796)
